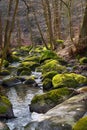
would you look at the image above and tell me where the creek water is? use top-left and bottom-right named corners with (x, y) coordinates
top-left (0, 70), bottom-right (43, 130)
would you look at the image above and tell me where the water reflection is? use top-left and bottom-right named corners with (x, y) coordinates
top-left (0, 84), bottom-right (43, 130)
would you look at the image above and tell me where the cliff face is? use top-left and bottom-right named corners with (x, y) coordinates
top-left (0, 0), bottom-right (85, 44)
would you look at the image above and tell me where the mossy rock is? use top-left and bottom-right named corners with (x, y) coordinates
top-left (43, 78), bottom-right (53, 91)
top-left (0, 59), bottom-right (9, 68)
top-left (79, 57), bottom-right (87, 64)
top-left (0, 95), bottom-right (11, 114)
top-left (40, 50), bottom-right (58, 63)
top-left (7, 55), bottom-right (21, 63)
top-left (73, 117), bottom-right (87, 130)
top-left (52, 73), bottom-right (87, 89)
top-left (41, 59), bottom-right (66, 74)
top-left (0, 70), bottom-right (10, 76)
top-left (24, 78), bottom-right (38, 87)
top-left (24, 56), bottom-right (40, 63)
top-left (20, 61), bottom-right (40, 71)
top-left (42, 71), bottom-right (58, 80)
top-left (2, 77), bottom-right (21, 87)
top-left (0, 95), bottom-right (14, 119)
top-left (30, 87), bottom-right (73, 113)
top-left (3, 60), bottom-right (9, 67)
top-left (17, 66), bottom-right (31, 76)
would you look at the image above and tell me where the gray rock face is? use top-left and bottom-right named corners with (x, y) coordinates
top-left (0, 122), bottom-right (9, 130)
top-left (25, 93), bottom-right (87, 130)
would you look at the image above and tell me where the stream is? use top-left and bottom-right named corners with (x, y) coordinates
top-left (0, 70), bottom-right (43, 130)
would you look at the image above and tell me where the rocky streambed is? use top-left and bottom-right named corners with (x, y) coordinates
top-left (0, 45), bottom-right (87, 130)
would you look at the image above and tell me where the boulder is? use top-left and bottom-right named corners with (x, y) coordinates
top-left (17, 66), bottom-right (31, 76)
top-left (52, 73), bottom-right (87, 89)
top-left (43, 78), bottom-right (53, 91)
top-left (25, 93), bottom-right (87, 130)
top-left (41, 59), bottom-right (66, 74)
top-left (2, 77), bottom-right (21, 87)
top-left (24, 78), bottom-right (38, 87)
top-left (0, 95), bottom-right (14, 119)
top-left (0, 70), bottom-right (10, 76)
top-left (30, 87), bottom-right (73, 113)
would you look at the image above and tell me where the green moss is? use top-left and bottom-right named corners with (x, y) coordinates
top-left (42, 71), bottom-right (58, 80)
top-left (0, 70), bottom-right (10, 76)
top-left (0, 95), bottom-right (11, 106)
top-left (41, 60), bottom-right (66, 73)
top-left (7, 55), bottom-right (20, 63)
top-left (0, 95), bottom-right (11, 114)
top-left (79, 57), bottom-right (87, 64)
top-left (31, 87), bottom-right (72, 104)
top-left (24, 56), bottom-right (40, 63)
top-left (52, 73), bottom-right (87, 89)
top-left (3, 60), bottom-right (9, 67)
top-left (43, 78), bottom-right (52, 90)
top-left (17, 66), bottom-right (31, 76)
top-left (20, 61), bottom-right (39, 70)
top-left (40, 50), bottom-right (58, 63)
top-left (73, 117), bottom-right (87, 130)
top-left (56, 39), bottom-right (64, 44)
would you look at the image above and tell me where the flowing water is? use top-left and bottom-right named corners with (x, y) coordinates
top-left (0, 71), bottom-right (43, 130)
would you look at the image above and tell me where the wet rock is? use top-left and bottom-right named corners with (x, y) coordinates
top-left (30, 87), bottom-right (74, 113)
top-left (0, 70), bottom-right (10, 76)
top-left (26, 93), bottom-right (87, 130)
top-left (0, 122), bottom-right (10, 130)
top-left (0, 95), bottom-right (14, 119)
top-left (2, 77), bottom-right (21, 87)
top-left (24, 78), bottom-right (38, 87)
top-left (43, 78), bottom-right (53, 91)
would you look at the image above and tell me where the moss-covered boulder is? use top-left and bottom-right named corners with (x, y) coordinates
top-left (17, 66), bottom-right (31, 76)
top-left (0, 122), bottom-right (10, 130)
top-left (41, 60), bottom-right (66, 74)
top-left (43, 78), bottom-right (53, 91)
top-left (40, 50), bottom-right (58, 63)
top-left (42, 71), bottom-right (58, 81)
top-left (20, 61), bottom-right (39, 71)
top-left (0, 70), bottom-right (10, 76)
top-left (2, 77), bottom-right (21, 87)
top-left (30, 87), bottom-right (73, 113)
top-left (0, 95), bottom-right (14, 119)
top-left (24, 78), bottom-right (38, 87)
top-left (0, 59), bottom-right (9, 68)
top-left (79, 57), bottom-right (87, 64)
top-left (73, 117), bottom-right (87, 130)
top-left (7, 55), bottom-right (20, 63)
top-left (24, 56), bottom-right (40, 63)
top-left (52, 73), bottom-right (87, 89)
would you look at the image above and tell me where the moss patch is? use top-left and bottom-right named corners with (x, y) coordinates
top-left (73, 117), bottom-right (87, 130)
top-left (0, 95), bottom-right (11, 114)
top-left (20, 61), bottom-right (39, 71)
top-left (43, 78), bottom-right (53, 91)
top-left (31, 87), bottom-right (72, 104)
top-left (17, 66), bottom-right (31, 76)
top-left (79, 57), bottom-right (87, 64)
top-left (42, 71), bottom-right (58, 80)
top-left (0, 70), bottom-right (10, 76)
top-left (52, 73), bottom-right (87, 89)
top-left (40, 50), bottom-right (58, 63)
top-left (41, 60), bottom-right (66, 74)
